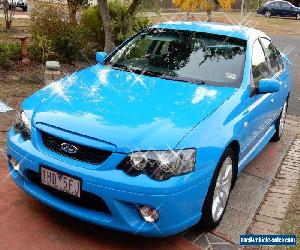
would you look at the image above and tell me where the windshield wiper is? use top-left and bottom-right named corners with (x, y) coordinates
top-left (110, 63), bottom-right (130, 71)
top-left (112, 65), bottom-right (163, 77)
top-left (160, 75), bottom-right (206, 85)
top-left (109, 64), bottom-right (205, 85)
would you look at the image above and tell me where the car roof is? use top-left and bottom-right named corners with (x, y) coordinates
top-left (152, 21), bottom-right (267, 41)
top-left (266, 0), bottom-right (292, 4)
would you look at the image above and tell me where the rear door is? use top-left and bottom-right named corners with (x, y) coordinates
top-left (281, 1), bottom-right (294, 16)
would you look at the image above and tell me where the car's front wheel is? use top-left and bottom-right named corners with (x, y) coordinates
top-left (271, 100), bottom-right (288, 142)
top-left (198, 148), bottom-right (236, 230)
top-left (296, 13), bottom-right (300, 20)
top-left (265, 11), bottom-right (272, 18)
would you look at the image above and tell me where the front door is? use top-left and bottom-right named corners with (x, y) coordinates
top-left (260, 38), bottom-right (287, 116)
top-left (247, 39), bottom-right (277, 148)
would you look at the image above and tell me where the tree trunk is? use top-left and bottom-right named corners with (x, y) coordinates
top-left (207, 0), bottom-right (212, 22)
top-left (97, 0), bottom-right (114, 52)
top-left (6, 20), bottom-right (12, 29)
top-left (3, 0), bottom-right (15, 30)
top-left (124, 0), bottom-right (143, 37)
top-left (128, 0), bottom-right (143, 16)
top-left (67, 0), bottom-right (77, 25)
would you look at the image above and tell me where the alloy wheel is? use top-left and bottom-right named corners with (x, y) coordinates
top-left (297, 14), bottom-right (300, 20)
top-left (211, 157), bottom-right (233, 222)
top-left (265, 11), bottom-right (271, 18)
top-left (279, 102), bottom-right (287, 138)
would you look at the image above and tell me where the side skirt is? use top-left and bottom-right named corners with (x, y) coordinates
top-left (237, 125), bottom-right (276, 174)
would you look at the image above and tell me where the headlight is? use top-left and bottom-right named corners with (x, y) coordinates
top-left (14, 109), bottom-right (31, 140)
top-left (118, 149), bottom-right (196, 181)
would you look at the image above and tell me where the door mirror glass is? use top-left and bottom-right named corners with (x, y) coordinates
top-left (258, 79), bottom-right (280, 94)
top-left (96, 52), bottom-right (108, 64)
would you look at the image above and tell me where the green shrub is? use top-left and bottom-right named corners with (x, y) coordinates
top-left (29, 34), bottom-right (53, 62)
top-left (80, 6), bottom-right (104, 47)
top-left (30, 3), bottom-right (87, 62)
top-left (0, 43), bottom-right (22, 69)
top-left (81, 0), bottom-right (151, 48)
top-left (30, 1), bottom-right (150, 62)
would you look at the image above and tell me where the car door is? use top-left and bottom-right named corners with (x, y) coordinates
top-left (272, 1), bottom-right (281, 15)
top-left (246, 39), bottom-right (276, 147)
top-left (260, 37), bottom-right (288, 115)
top-left (281, 2), bottom-right (294, 16)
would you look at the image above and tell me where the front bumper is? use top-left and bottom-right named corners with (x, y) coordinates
top-left (7, 128), bottom-right (213, 237)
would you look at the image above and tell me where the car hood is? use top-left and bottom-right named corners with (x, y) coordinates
top-left (24, 65), bottom-right (237, 152)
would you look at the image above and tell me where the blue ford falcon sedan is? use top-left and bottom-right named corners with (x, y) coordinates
top-left (7, 22), bottom-right (291, 237)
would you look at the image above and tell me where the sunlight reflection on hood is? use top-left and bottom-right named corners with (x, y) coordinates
top-left (192, 87), bottom-right (217, 104)
top-left (46, 74), bottom-right (78, 102)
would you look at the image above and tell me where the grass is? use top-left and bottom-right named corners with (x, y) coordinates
top-left (277, 179), bottom-right (300, 249)
top-left (150, 11), bottom-right (300, 37)
top-left (0, 18), bottom-right (30, 43)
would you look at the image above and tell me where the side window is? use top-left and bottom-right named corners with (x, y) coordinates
top-left (260, 38), bottom-right (283, 75)
top-left (281, 2), bottom-right (290, 8)
top-left (252, 40), bottom-right (269, 87)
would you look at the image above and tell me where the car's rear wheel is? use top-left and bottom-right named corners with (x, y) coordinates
top-left (22, 6), bottom-right (27, 12)
top-left (296, 13), bottom-right (300, 20)
top-left (265, 11), bottom-right (272, 18)
top-left (271, 100), bottom-right (288, 142)
top-left (198, 148), bottom-right (236, 230)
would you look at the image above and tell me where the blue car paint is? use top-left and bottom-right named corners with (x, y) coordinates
top-left (6, 22), bottom-right (291, 236)
top-left (258, 79), bottom-right (281, 94)
top-left (24, 66), bottom-right (237, 152)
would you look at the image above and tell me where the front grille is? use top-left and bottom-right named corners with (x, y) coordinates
top-left (27, 170), bottom-right (111, 214)
top-left (41, 132), bottom-right (112, 165)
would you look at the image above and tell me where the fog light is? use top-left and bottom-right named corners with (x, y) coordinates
top-left (8, 157), bottom-right (20, 171)
top-left (139, 205), bottom-right (159, 223)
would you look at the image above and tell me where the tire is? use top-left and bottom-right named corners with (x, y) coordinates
top-left (198, 148), bottom-right (237, 231)
top-left (296, 13), bottom-right (300, 20)
top-left (265, 11), bottom-right (272, 18)
top-left (271, 100), bottom-right (288, 142)
top-left (22, 6), bottom-right (27, 12)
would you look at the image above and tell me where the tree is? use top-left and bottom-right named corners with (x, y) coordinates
top-left (96, 0), bottom-right (154, 53)
top-left (2, 0), bottom-right (16, 29)
top-left (97, 0), bottom-right (115, 52)
top-left (66, 0), bottom-right (88, 25)
top-left (173, 0), bottom-right (235, 21)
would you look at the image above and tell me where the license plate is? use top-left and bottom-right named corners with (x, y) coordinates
top-left (40, 167), bottom-right (81, 198)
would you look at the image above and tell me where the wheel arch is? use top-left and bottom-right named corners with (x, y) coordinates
top-left (226, 140), bottom-right (240, 183)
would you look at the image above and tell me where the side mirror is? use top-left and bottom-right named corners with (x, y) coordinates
top-left (258, 79), bottom-right (281, 94)
top-left (96, 52), bottom-right (108, 64)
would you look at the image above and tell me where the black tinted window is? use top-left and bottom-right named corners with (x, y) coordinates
top-left (107, 29), bottom-right (247, 87)
top-left (260, 38), bottom-right (283, 75)
top-left (281, 2), bottom-right (291, 7)
top-left (252, 40), bottom-right (269, 86)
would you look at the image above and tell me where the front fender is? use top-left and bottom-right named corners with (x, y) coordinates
top-left (176, 88), bottom-right (248, 173)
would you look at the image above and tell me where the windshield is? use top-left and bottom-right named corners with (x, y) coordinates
top-left (105, 28), bottom-right (247, 87)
